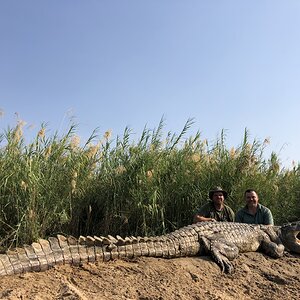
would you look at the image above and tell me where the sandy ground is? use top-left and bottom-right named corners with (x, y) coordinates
top-left (0, 252), bottom-right (299, 300)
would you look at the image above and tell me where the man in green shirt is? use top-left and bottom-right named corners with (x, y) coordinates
top-left (193, 186), bottom-right (235, 223)
top-left (235, 189), bottom-right (274, 225)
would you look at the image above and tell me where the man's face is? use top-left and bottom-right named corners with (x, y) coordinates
top-left (212, 192), bottom-right (225, 205)
top-left (245, 191), bottom-right (259, 208)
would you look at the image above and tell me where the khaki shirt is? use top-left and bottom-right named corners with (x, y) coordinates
top-left (195, 201), bottom-right (235, 222)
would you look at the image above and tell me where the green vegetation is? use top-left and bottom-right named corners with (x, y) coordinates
top-left (0, 118), bottom-right (299, 248)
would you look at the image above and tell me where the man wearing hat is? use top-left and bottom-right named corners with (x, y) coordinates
top-left (193, 186), bottom-right (235, 223)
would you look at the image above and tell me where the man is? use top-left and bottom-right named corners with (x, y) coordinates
top-left (235, 189), bottom-right (274, 225)
top-left (193, 186), bottom-right (235, 223)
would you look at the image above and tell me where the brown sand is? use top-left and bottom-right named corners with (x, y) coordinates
top-left (0, 252), bottom-right (299, 300)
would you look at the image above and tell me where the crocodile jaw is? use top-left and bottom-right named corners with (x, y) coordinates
top-left (281, 222), bottom-right (300, 254)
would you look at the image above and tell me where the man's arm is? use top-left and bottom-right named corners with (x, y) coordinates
top-left (193, 214), bottom-right (216, 223)
top-left (263, 207), bottom-right (274, 225)
top-left (193, 203), bottom-right (216, 223)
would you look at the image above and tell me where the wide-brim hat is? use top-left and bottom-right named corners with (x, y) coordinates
top-left (209, 186), bottom-right (228, 199)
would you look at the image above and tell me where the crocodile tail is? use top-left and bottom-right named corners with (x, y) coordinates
top-left (0, 225), bottom-right (201, 276)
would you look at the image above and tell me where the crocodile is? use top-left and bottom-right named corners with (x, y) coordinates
top-left (0, 221), bottom-right (299, 276)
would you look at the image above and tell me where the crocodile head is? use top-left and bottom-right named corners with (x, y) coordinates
top-left (280, 221), bottom-right (300, 253)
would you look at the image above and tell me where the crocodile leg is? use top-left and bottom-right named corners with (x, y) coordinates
top-left (200, 236), bottom-right (239, 273)
top-left (260, 233), bottom-right (284, 258)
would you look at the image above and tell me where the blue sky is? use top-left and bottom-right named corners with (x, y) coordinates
top-left (0, 1), bottom-right (299, 168)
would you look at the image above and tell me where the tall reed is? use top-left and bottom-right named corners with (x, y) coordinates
top-left (0, 118), bottom-right (299, 248)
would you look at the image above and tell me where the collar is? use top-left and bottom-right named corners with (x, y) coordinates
top-left (242, 203), bottom-right (262, 212)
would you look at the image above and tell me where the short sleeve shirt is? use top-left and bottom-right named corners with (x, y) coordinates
top-left (195, 201), bottom-right (235, 222)
top-left (235, 203), bottom-right (274, 225)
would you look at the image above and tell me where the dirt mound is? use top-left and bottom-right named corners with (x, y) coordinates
top-left (0, 253), bottom-right (299, 300)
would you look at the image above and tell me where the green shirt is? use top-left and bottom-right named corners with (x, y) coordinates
top-left (195, 201), bottom-right (235, 222)
top-left (235, 203), bottom-right (274, 225)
